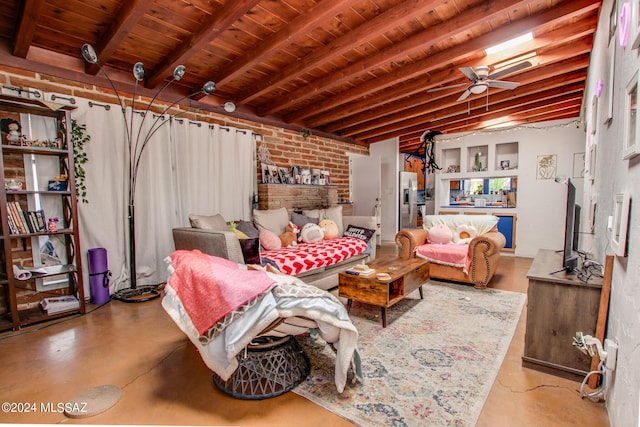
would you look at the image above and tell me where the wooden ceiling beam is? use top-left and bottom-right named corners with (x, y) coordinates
top-left (214, 0), bottom-right (361, 87)
top-left (84, 0), bottom-right (152, 76)
top-left (436, 103), bottom-right (582, 136)
top-left (283, 0), bottom-right (600, 125)
top-left (12, 0), bottom-right (46, 58)
top-left (311, 17), bottom-right (597, 130)
top-left (145, 0), bottom-right (261, 89)
top-left (234, 0), bottom-right (447, 105)
top-left (336, 52), bottom-right (591, 137)
top-left (266, 0), bottom-right (536, 118)
top-left (361, 76), bottom-right (587, 143)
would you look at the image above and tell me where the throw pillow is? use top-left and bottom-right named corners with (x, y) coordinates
top-left (428, 224), bottom-right (453, 244)
top-left (318, 219), bottom-right (339, 239)
top-left (303, 205), bottom-right (344, 235)
top-left (253, 208), bottom-right (289, 235)
top-left (236, 220), bottom-right (260, 238)
top-left (299, 223), bottom-right (325, 243)
top-left (259, 229), bottom-right (282, 251)
top-left (189, 213), bottom-right (228, 231)
top-left (453, 224), bottom-right (477, 245)
top-left (239, 237), bottom-right (261, 265)
top-left (343, 225), bottom-right (375, 243)
top-left (291, 211), bottom-right (319, 228)
top-left (230, 227), bottom-right (249, 240)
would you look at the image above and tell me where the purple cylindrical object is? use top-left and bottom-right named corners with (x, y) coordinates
top-left (88, 248), bottom-right (110, 305)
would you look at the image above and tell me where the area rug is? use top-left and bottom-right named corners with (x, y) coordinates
top-left (294, 281), bottom-right (526, 426)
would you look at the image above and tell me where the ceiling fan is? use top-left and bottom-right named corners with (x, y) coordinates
top-left (429, 61), bottom-right (532, 101)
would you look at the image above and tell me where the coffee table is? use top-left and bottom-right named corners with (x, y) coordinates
top-left (338, 255), bottom-right (429, 327)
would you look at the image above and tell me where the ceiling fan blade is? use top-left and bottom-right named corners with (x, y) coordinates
top-left (457, 89), bottom-right (472, 101)
top-left (488, 60), bottom-right (532, 80)
top-left (486, 80), bottom-right (519, 90)
top-left (427, 82), bottom-right (469, 92)
top-left (459, 67), bottom-right (479, 81)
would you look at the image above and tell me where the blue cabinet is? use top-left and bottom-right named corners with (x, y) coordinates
top-left (494, 213), bottom-right (516, 251)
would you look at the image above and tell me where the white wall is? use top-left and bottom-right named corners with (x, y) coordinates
top-left (434, 120), bottom-right (586, 257)
top-left (370, 138), bottom-right (400, 241)
top-left (584, 1), bottom-right (640, 425)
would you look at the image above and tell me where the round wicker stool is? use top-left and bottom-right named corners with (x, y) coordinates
top-left (212, 335), bottom-right (310, 399)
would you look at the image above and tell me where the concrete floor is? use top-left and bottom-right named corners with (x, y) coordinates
top-left (0, 244), bottom-right (609, 426)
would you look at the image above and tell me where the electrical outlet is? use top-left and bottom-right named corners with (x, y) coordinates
top-left (607, 215), bottom-right (614, 230)
top-left (605, 339), bottom-right (618, 370)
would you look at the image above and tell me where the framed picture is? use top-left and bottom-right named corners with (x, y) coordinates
top-left (590, 95), bottom-right (598, 134)
top-left (588, 144), bottom-right (597, 182)
top-left (604, 40), bottom-right (615, 125)
top-left (624, 70), bottom-right (640, 159)
top-left (611, 192), bottom-right (630, 257)
top-left (632, 0), bottom-right (640, 48)
top-left (573, 152), bottom-right (585, 178)
top-left (500, 160), bottom-right (510, 170)
top-left (610, 0), bottom-right (618, 41)
top-left (536, 154), bottom-right (557, 180)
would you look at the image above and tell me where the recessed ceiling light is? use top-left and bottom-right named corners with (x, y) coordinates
top-left (485, 33), bottom-right (533, 55)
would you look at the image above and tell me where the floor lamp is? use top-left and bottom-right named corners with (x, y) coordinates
top-left (81, 43), bottom-right (236, 302)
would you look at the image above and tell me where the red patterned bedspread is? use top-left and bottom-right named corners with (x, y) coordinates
top-left (260, 237), bottom-right (369, 276)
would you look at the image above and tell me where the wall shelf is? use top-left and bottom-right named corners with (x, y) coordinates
top-left (0, 94), bottom-right (85, 331)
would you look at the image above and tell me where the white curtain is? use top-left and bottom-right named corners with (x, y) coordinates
top-left (72, 98), bottom-right (129, 292)
top-left (50, 95), bottom-right (256, 295)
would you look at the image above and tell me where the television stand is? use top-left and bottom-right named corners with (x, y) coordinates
top-left (549, 266), bottom-right (575, 275)
top-left (523, 249), bottom-right (602, 381)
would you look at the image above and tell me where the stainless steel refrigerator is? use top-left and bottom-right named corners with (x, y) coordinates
top-left (399, 171), bottom-right (418, 229)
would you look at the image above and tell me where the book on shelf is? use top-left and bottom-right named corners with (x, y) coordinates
top-left (5, 202), bottom-right (46, 234)
top-left (40, 296), bottom-right (79, 315)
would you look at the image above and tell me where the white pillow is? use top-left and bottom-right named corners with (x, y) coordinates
top-left (253, 208), bottom-right (289, 235)
top-left (303, 205), bottom-right (344, 236)
top-left (452, 224), bottom-right (477, 244)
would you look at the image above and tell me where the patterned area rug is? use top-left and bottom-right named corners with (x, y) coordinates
top-left (294, 281), bottom-right (526, 426)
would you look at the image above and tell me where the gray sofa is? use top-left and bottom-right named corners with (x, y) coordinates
top-left (172, 209), bottom-right (377, 290)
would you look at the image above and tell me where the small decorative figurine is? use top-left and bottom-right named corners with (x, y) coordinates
top-left (48, 217), bottom-right (59, 232)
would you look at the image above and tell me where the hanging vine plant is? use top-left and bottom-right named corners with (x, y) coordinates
top-left (69, 119), bottom-right (90, 203)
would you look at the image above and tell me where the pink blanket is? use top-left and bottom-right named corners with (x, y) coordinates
top-left (260, 237), bottom-right (369, 276)
top-left (167, 250), bottom-right (275, 335)
top-left (415, 243), bottom-right (471, 273)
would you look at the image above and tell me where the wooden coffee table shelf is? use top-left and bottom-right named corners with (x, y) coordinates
top-left (338, 255), bottom-right (429, 327)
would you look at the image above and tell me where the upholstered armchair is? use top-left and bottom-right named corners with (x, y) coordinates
top-left (395, 215), bottom-right (506, 289)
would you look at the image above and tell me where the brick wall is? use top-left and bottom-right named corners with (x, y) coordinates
top-left (0, 65), bottom-right (369, 310)
top-left (0, 65), bottom-right (369, 201)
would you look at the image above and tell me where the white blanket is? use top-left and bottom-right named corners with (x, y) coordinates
top-left (162, 265), bottom-right (362, 393)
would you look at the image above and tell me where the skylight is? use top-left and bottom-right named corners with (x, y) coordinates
top-left (485, 33), bottom-right (533, 54)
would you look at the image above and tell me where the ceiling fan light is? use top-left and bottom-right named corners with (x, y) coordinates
top-left (81, 44), bottom-right (99, 64)
top-left (469, 83), bottom-right (488, 94)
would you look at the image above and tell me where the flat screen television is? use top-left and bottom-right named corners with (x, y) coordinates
top-left (561, 179), bottom-right (580, 273)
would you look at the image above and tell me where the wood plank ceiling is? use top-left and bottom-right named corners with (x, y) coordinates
top-left (0, 0), bottom-right (601, 153)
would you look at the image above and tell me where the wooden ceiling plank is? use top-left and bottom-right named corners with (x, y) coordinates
top-left (267, 0), bottom-right (535, 118)
top-left (234, 0), bottom-right (447, 106)
top-left (285, 0), bottom-right (600, 124)
top-left (353, 73), bottom-right (587, 141)
top-left (89, 0), bottom-right (153, 76)
top-left (12, 0), bottom-right (46, 58)
top-left (145, 0), bottom-right (262, 89)
top-left (316, 15), bottom-right (596, 132)
top-left (214, 0), bottom-right (361, 87)
top-left (316, 28), bottom-right (595, 132)
top-left (335, 50), bottom-right (591, 137)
